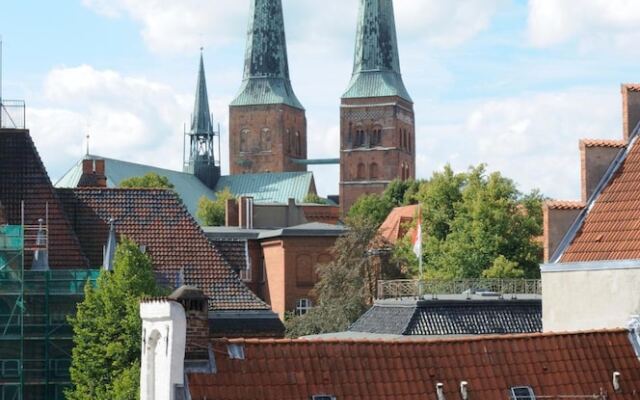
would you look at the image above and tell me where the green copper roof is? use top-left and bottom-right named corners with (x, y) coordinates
top-left (215, 171), bottom-right (314, 204)
top-left (55, 156), bottom-right (314, 222)
top-left (230, 0), bottom-right (304, 110)
top-left (191, 51), bottom-right (214, 135)
top-left (342, 0), bottom-right (412, 102)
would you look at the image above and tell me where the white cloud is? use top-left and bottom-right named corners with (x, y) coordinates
top-left (29, 65), bottom-right (191, 180)
top-left (528, 0), bottom-right (640, 50)
top-left (82, 0), bottom-right (502, 54)
top-left (415, 87), bottom-right (621, 200)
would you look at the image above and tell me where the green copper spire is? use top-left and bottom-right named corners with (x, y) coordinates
top-left (192, 50), bottom-right (213, 135)
top-left (342, 0), bottom-right (412, 102)
top-left (230, 0), bottom-right (304, 110)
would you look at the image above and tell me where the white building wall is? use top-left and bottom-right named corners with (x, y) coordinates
top-left (542, 260), bottom-right (640, 332)
top-left (140, 301), bottom-right (187, 400)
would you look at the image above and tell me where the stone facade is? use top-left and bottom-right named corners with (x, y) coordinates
top-left (339, 96), bottom-right (415, 214)
top-left (229, 104), bottom-right (307, 174)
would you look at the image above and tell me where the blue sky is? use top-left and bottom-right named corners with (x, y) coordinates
top-left (2, 0), bottom-right (640, 199)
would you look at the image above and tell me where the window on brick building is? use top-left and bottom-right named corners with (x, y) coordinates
top-left (370, 163), bottom-right (379, 180)
top-left (295, 131), bottom-right (302, 156)
top-left (400, 128), bottom-right (405, 149)
top-left (296, 298), bottom-right (313, 316)
top-left (370, 126), bottom-right (382, 146)
top-left (240, 129), bottom-right (250, 153)
top-left (355, 126), bottom-right (365, 147)
top-left (357, 163), bottom-right (366, 180)
top-left (260, 128), bottom-right (272, 152)
top-left (510, 386), bottom-right (535, 400)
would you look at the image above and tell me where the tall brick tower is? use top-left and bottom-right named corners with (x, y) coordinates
top-left (339, 0), bottom-right (415, 215)
top-left (229, 0), bottom-right (307, 175)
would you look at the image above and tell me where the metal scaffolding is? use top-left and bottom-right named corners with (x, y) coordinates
top-left (0, 224), bottom-right (99, 400)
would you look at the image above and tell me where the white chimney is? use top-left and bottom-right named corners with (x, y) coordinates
top-left (460, 381), bottom-right (469, 400)
top-left (140, 299), bottom-right (187, 400)
top-left (436, 383), bottom-right (446, 400)
top-left (613, 371), bottom-right (621, 392)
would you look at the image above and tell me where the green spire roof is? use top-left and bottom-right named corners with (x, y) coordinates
top-left (191, 51), bottom-right (214, 135)
top-left (342, 0), bottom-right (412, 102)
top-left (230, 0), bottom-right (304, 110)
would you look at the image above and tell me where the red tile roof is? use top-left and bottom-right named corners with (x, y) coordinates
top-left (545, 200), bottom-right (585, 210)
top-left (57, 188), bottom-right (268, 310)
top-left (188, 330), bottom-right (640, 399)
top-left (378, 205), bottom-right (419, 245)
top-left (0, 129), bottom-right (89, 268)
top-left (561, 138), bottom-right (640, 262)
top-left (581, 139), bottom-right (627, 148)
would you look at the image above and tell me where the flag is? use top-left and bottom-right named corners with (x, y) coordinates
top-left (412, 210), bottom-right (422, 259)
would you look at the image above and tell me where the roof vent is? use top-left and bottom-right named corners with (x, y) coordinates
top-left (227, 343), bottom-right (245, 360)
top-left (436, 383), bottom-right (446, 400)
top-left (613, 371), bottom-right (621, 392)
top-left (510, 386), bottom-right (535, 400)
top-left (311, 396), bottom-right (336, 400)
top-left (460, 381), bottom-right (469, 400)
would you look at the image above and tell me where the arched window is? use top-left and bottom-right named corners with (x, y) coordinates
top-left (295, 298), bottom-right (313, 316)
top-left (240, 129), bottom-right (250, 153)
top-left (295, 131), bottom-right (302, 156)
top-left (370, 126), bottom-right (382, 147)
top-left (407, 131), bottom-right (412, 152)
top-left (285, 129), bottom-right (291, 152)
top-left (370, 163), bottom-right (379, 180)
top-left (260, 128), bottom-right (272, 152)
top-left (355, 126), bottom-right (365, 147)
top-left (357, 163), bottom-right (366, 180)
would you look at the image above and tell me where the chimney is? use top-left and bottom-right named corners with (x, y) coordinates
top-left (79, 159), bottom-right (107, 188)
top-left (139, 298), bottom-right (187, 400)
top-left (579, 139), bottom-right (624, 203)
top-left (622, 84), bottom-right (640, 142)
top-left (543, 201), bottom-right (585, 262)
top-left (225, 198), bottom-right (239, 227)
top-left (238, 197), bottom-right (254, 229)
top-left (436, 383), bottom-right (446, 400)
top-left (168, 286), bottom-right (209, 360)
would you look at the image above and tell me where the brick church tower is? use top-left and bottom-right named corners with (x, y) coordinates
top-left (339, 0), bottom-right (415, 215)
top-left (229, 0), bottom-right (307, 175)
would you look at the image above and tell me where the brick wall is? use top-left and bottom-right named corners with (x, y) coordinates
top-left (339, 96), bottom-right (415, 215)
top-left (229, 104), bottom-right (307, 174)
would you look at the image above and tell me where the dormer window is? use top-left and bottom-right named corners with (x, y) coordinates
top-left (510, 386), bottom-right (535, 400)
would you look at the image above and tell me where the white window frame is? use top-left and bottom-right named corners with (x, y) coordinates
top-left (296, 298), bottom-right (313, 316)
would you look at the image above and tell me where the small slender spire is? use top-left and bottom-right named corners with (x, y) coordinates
top-left (343, 0), bottom-right (412, 102)
top-left (230, 0), bottom-right (303, 109)
top-left (103, 218), bottom-right (117, 272)
top-left (191, 50), bottom-right (214, 135)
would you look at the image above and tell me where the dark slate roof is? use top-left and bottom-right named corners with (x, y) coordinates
top-left (230, 0), bottom-right (303, 109)
top-left (0, 129), bottom-right (89, 268)
top-left (350, 299), bottom-right (542, 336)
top-left (209, 311), bottom-right (285, 338)
top-left (207, 238), bottom-right (248, 275)
top-left (343, 0), bottom-right (412, 101)
top-left (57, 188), bottom-right (268, 311)
top-left (187, 330), bottom-right (640, 399)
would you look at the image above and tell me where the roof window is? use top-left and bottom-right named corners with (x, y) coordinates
top-left (510, 386), bottom-right (535, 400)
top-left (311, 396), bottom-right (336, 400)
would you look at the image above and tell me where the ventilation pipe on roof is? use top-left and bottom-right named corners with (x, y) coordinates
top-left (103, 218), bottom-right (117, 272)
top-left (436, 383), bottom-right (446, 400)
top-left (613, 371), bottom-right (621, 392)
top-left (31, 218), bottom-right (49, 271)
top-left (459, 381), bottom-right (468, 400)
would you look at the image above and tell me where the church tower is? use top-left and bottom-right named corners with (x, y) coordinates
top-left (184, 51), bottom-right (220, 189)
top-left (229, 0), bottom-right (307, 175)
top-left (339, 0), bottom-right (415, 215)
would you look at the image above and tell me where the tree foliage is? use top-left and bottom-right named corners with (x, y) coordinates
top-left (197, 187), bottom-right (235, 227)
top-left (285, 217), bottom-right (380, 337)
top-left (348, 179), bottom-right (419, 226)
top-left (302, 193), bottom-right (327, 204)
top-left (119, 173), bottom-right (174, 189)
top-left (66, 238), bottom-right (164, 400)
top-left (402, 164), bottom-right (544, 279)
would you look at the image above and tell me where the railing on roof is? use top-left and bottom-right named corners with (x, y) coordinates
top-left (0, 99), bottom-right (26, 129)
top-left (377, 279), bottom-right (542, 300)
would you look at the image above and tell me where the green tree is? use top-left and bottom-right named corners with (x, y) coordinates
top-left (119, 173), bottom-right (174, 189)
top-left (197, 187), bottom-right (235, 226)
top-left (482, 255), bottom-right (525, 279)
top-left (66, 238), bottom-right (164, 400)
top-left (302, 193), bottom-right (327, 204)
top-left (348, 179), bottom-right (418, 226)
top-left (285, 217), bottom-right (379, 337)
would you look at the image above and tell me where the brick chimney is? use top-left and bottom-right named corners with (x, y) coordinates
top-left (78, 159), bottom-right (107, 188)
top-left (225, 198), bottom-right (239, 227)
top-left (238, 196), bottom-right (254, 229)
top-left (168, 286), bottom-right (209, 360)
top-left (543, 201), bottom-right (585, 262)
top-left (579, 139), bottom-right (625, 203)
top-left (622, 84), bottom-right (640, 142)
